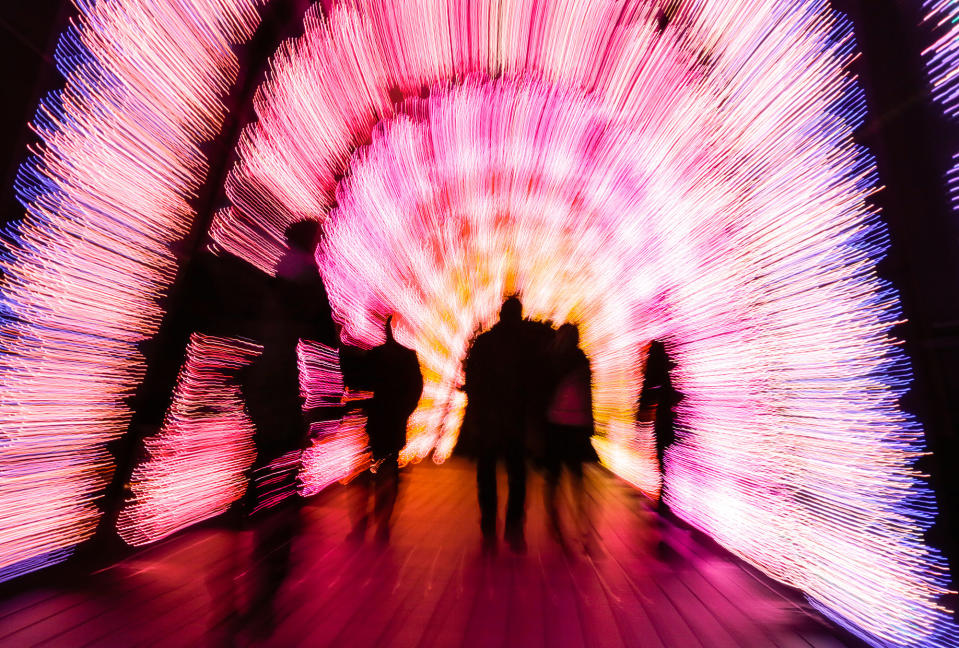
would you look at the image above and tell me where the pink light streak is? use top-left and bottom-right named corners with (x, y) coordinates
top-left (298, 413), bottom-right (371, 496)
top-left (211, 2), bottom-right (956, 645)
top-left (117, 334), bottom-right (259, 546)
top-left (0, 0), bottom-right (953, 645)
top-left (297, 338), bottom-right (344, 409)
top-left (296, 338), bottom-right (370, 494)
top-left (0, 0), bottom-right (262, 577)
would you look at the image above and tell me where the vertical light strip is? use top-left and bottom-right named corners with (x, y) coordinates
top-left (924, 1), bottom-right (959, 215)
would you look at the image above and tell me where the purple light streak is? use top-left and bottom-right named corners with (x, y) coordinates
top-left (1, 0), bottom-right (262, 576)
top-left (0, 1), bottom-right (954, 646)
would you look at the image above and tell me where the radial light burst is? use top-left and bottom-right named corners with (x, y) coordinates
top-left (0, 0), bottom-right (262, 579)
top-left (210, 1), bottom-right (957, 646)
top-left (1, 0), bottom-right (956, 645)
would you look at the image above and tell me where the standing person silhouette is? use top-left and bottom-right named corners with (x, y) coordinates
top-left (637, 339), bottom-right (680, 510)
top-left (543, 323), bottom-right (598, 551)
top-left (239, 219), bottom-right (338, 638)
top-left (348, 315), bottom-right (423, 544)
top-left (461, 297), bottom-right (536, 554)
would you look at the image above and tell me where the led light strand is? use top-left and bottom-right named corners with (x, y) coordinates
top-left (296, 339), bottom-right (370, 497)
top-left (298, 338), bottom-right (344, 409)
top-left (923, 1), bottom-right (959, 218)
top-left (924, 0), bottom-right (959, 120)
top-left (117, 334), bottom-right (259, 546)
top-left (0, 0), bottom-right (953, 645)
top-left (0, 0), bottom-right (261, 578)
top-left (299, 414), bottom-right (371, 496)
top-left (213, 2), bottom-right (957, 646)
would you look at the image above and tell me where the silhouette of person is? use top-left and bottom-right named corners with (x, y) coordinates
top-left (521, 318), bottom-right (558, 465)
top-left (461, 297), bottom-right (537, 554)
top-left (185, 249), bottom-right (272, 646)
top-left (637, 339), bottom-right (681, 509)
top-left (238, 218), bottom-right (338, 638)
top-left (348, 315), bottom-right (423, 544)
top-left (543, 323), bottom-right (598, 551)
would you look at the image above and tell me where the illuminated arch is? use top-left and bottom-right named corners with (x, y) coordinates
top-left (0, 1), bottom-right (955, 647)
top-left (207, 3), bottom-right (956, 645)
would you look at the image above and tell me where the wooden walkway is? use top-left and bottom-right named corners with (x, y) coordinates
top-left (0, 460), bottom-right (858, 647)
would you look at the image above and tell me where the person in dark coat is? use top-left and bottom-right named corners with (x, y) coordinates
top-left (348, 315), bottom-right (423, 544)
top-left (243, 220), bottom-right (338, 473)
top-left (461, 297), bottom-right (539, 554)
top-left (239, 219), bottom-right (338, 637)
top-left (543, 323), bottom-right (598, 550)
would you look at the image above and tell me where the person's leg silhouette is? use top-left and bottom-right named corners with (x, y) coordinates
top-left (374, 457), bottom-right (399, 544)
top-left (504, 448), bottom-right (527, 554)
top-left (477, 452), bottom-right (498, 552)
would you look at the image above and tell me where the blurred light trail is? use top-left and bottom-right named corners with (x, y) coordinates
top-left (924, 0), bottom-right (959, 120)
top-left (296, 339), bottom-right (370, 496)
top-left (923, 1), bottom-right (959, 217)
top-left (0, 1), bottom-right (954, 646)
top-left (212, 2), bottom-right (957, 646)
top-left (0, 0), bottom-right (262, 579)
top-left (117, 334), bottom-right (259, 546)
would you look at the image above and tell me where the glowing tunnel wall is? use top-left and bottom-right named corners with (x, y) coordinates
top-left (0, 0), bottom-right (263, 580)
top-left (924, 1), bottom-right (959, 211)
top-left (208, 3), bottom-right (957, 645)
top-left (116, 334), bottom-right (259, 546)
top-left (0, 1), bottom-right (956, 647)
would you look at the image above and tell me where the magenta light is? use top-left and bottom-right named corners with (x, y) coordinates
top-left (297, 339), bottom-right (370, 495)
top-left (210, 3), bottom-right (956, 646)
top-left (118, 334), bottom-right (259, 546)
top-left (0, 1), bottom-right (954, 646)
top-left (1, 0), bottom-right (262, 578)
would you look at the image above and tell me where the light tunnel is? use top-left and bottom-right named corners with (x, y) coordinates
top-left (0, 1), bottom-right (956, 647)
top-left (923, 0), bottom-right (959, 212)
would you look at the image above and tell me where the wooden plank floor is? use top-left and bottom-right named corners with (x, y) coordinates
top-left (0, 460), bottom-right (859, 648)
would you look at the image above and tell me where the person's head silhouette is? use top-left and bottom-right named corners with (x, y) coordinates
top-left (556, 322), bottom-right (580, 351)
top-left (499, 296), bottom-right (522, 325)
top-left (284, 219), bottom-right (322, 253)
